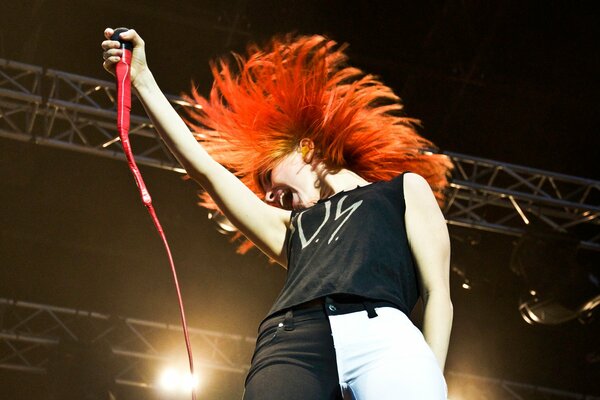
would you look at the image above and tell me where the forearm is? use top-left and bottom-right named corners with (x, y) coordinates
top-left (421, 290), bottom-right (453, 371)
top-left (131, 69), bottom-right (290, 261)
top-left (133, 69), bottom-right (214, 178)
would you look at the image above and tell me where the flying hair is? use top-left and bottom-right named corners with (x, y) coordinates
top-left (182, 34), bottom-right (453, 254)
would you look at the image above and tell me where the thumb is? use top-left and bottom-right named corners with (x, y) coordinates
top-left (118, 29), bottom-right (144, 47)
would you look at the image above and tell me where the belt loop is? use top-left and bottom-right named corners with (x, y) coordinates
top-left (362, 301), bottom-right (378, 318)
top-left (283, 310), bottom-right (295, 331)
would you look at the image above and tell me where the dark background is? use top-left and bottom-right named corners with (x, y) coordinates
top-left (0, 0), bottom-right (599, 399)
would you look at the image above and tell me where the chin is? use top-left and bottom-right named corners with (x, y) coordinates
top-left (306, 197), bottom-right (320, 207)
top-left (293, 200), bottom-right (316, 211)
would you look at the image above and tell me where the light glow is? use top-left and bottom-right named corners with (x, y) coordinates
top-left (159, 368), bottom-right (179, 392)
top-left (158, 367), bottom-right (200, 393)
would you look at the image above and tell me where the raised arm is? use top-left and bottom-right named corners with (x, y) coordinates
top-left (403, 172), bottom-right (453, 371)
top-left (101, 28), bottom-right (291, 266)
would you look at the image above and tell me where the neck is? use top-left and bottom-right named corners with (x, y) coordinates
top-left (320, 168), bottom-right (371, 198)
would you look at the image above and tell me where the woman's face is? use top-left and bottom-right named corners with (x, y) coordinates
top-left (263, 151), bottom-right (321, 211)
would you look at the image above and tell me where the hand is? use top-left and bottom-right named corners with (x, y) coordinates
top-left (101, 28), bottom-right (149, 84)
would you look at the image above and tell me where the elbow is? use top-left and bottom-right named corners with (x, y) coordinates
top-left (423, 289), bottom-right (453, 311)
top-left (444, 296), bottom-right (454, 321)
top-left (439, 295), bottom-right (453, 314)
top-left (439, 295), bottom-right (454, 324)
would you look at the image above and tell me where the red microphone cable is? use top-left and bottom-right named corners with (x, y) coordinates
top-left (111, 28), bottom-right (196, 399)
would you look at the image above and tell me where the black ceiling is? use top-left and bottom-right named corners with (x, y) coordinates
top-left (1, 1), bottom-right (599, 399)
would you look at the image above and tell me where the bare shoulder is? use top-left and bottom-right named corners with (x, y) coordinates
top-left (403, 172), bottom-right (430, 191)
top-left (402, 173), bottom-right (450, 271)
top-left (403, 172), bottom-right (438, 210)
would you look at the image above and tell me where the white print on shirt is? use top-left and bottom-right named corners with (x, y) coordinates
top-left (296, 195), bottom-right (363, 249)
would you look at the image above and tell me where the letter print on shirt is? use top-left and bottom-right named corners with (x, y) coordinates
top-left (328, 196), bottom-right (363, 244)
top-left (296, 195), bottom-right (363, 249)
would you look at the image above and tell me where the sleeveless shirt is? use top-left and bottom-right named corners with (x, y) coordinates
top-left (267, 172), bottom-right (420, 318)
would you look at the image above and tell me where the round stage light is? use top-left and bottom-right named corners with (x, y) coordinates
top-left (158, 367), bottom-right (200, 393)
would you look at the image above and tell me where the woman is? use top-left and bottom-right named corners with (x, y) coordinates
top-left (102, 28), bottom-right (453, 399)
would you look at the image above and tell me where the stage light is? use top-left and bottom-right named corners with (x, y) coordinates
top-left (101, 136), bottom-right (120, 148)
top-left (181, 372), bottom-right (200, 392)
top-left (511, 228), bottom-right (600, 325)
top-left (208, 210), bottom-right (237, 233)
top-left (450, 234), bottom-right (482, 292)
top-left (159, 368), bottom-right (179, 392)
top-left (158, 367), bottom-right (200, 394)
top-left (172, 98), bottom-right (203, 109)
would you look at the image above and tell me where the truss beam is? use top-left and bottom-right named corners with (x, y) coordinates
top-left (0, 57), bottom-right (598, 252)
top-left (0, 298), bottom-right (255, 389)
top-left (1, 298), bottom-right (598, 398)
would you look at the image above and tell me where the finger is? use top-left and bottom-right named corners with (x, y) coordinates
top-left (103, 54), bottom-right (121, 65)
top-left (102, 49), bottom-right (122, 60)
top-left (118, 29), bottom-right (144, 46)
top-left (101, 40), bottom-right (121, 51)
top-left (103, 60), bottom-right (116, 74)
top-left (104, 27), bottom-right (114, 40)
top-left (103, 55), bottom-right (121, 64)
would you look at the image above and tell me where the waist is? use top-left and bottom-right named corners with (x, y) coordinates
top-left (285, 294), bottom-right (399, 314)
top-left (259, 294), bottom-right (402, 333)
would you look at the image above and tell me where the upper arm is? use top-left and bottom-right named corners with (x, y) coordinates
top-left (193, 159), bottom-right (292, 267)
top-left (130, 73), bottom-right (291, 265)
top-left (403, 173), bottom-right (451, 298)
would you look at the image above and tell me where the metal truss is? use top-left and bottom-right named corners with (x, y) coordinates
top-left (446, 371), bottom-right (600, 400)
top-left (444, 152), bottom-right (599, 251)
top-left (0, 57), bottom-right (598, 252)
top-left (2, 297), bottom-right (598, 399)
top-left (0, 298), bottom-right (255, 390)
top-left (0, 57), bottom-right (188, 173)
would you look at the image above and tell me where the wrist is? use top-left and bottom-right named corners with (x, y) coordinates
top-left (132, 68), bottom-right (156, 93)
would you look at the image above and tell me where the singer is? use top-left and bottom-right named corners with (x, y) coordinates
top-left (102, 28), bottom-right (453, 399)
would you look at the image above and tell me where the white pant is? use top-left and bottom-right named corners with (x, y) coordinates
top-left (328, 307), bottom-right (447, 400)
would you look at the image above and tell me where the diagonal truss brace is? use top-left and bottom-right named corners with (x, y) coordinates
top-left (1, 298), bottom-right (598, 399)
top-left (0, 57), bottom-right (190, 173)
top-left (0, 57), bottom-right (598, 252)
top-left (0, 298), bottom-right (255, 389)
top-left (447, 371), bottom-right (600, 400)
top-left (444, 152), bottom-right (599, 250)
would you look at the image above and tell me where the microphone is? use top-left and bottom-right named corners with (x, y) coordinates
top-left (110, 27), bottom-right (133, 51)
top-left (109, 27), bottom-right (151, 204)
top-left (108, 26), bottom-right (196, 399)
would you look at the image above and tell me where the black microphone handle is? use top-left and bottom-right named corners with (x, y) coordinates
top-left (111, 27), bottom-right (133, 51)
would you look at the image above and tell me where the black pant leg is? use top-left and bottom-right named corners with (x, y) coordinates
top-left (243, 309), bottom-right (342, 400)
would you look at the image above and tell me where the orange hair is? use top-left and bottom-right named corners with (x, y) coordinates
top-left (183, 34), bottom-right (453, 253)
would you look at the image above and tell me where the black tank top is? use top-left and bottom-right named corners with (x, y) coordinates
top-left (267, 172), bottom-right (419, 317)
